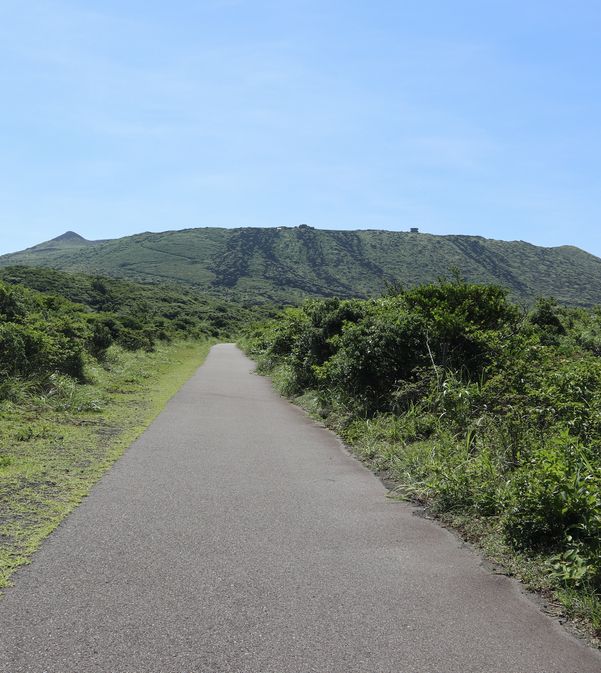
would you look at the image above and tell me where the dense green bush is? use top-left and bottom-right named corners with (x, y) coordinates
top-left (0, 266), bottom-right (268, 343)
top-left (0, 266), bottom-right (265, 394)
top-left (317, 303), bottom-right (428, 409)
top-left (247, 280), bottom-right (520, 411)
top-left (0, 287), bottom-right (90, 380)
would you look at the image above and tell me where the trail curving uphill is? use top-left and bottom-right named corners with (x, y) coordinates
top-left (0, 345), bottom-right (599, 673)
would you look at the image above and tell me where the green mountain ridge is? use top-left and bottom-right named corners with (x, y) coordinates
top-left (3, 226), bottom-right (601, 305)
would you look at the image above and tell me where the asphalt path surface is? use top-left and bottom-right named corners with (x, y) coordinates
top-left (1, 344), bottom-right (600, 673)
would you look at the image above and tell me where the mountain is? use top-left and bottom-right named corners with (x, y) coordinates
top-left (2, 226), bottom-right (601, 306)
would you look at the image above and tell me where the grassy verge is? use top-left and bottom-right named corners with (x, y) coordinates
top-left (265, 364), bottom-right (601, 648)
top-left (0, 339), bottom-right (212, 590)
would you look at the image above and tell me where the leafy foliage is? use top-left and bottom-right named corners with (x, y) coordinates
top-left (0, 266), bottom-right (267, 397)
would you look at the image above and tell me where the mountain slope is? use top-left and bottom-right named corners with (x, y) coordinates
top-left (2, 226), bottom-right (601, 305)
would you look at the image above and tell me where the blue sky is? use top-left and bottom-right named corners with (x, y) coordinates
top-left (1, 1), bottom-right (600, 256)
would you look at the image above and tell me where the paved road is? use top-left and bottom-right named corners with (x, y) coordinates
top-left (1, 344), bottom-right (600, 673)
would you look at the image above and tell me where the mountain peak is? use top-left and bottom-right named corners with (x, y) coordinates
top-left (52, 231), bottom-right (87, 242)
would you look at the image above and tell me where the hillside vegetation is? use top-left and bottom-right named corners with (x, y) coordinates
top-left (242, 279), bottom-right (601, 636)
top-left (0, 266), bottom-right (266, 342)
top-left (3, 226), bottom-right (601, 306)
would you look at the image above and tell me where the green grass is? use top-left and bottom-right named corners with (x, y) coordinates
top-left (0, 339), bottom-right (212, 590)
